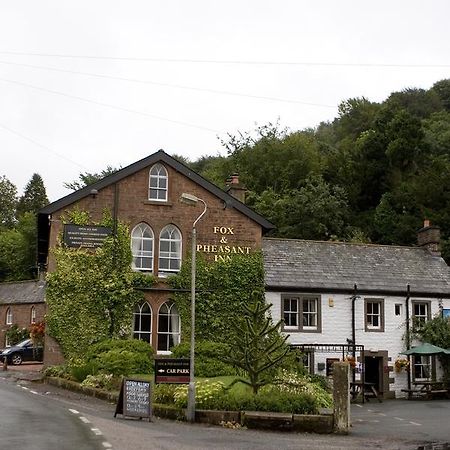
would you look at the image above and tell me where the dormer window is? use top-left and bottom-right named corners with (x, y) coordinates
top-left (149, 164), bottom-right (168, 201)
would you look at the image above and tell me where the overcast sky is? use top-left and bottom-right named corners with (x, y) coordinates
top-left (1, 1), bottom-right (449, 202)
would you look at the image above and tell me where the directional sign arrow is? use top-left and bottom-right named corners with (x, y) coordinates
top-left (157, 369), bottom-right (165, 373)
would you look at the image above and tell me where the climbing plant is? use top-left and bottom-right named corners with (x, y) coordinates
top-left (46, 210), bottom-right (155, 362)
top-left (169, 251), bottom-right (265, 344)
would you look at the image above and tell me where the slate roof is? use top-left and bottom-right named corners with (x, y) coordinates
top-left (0, 281), bottom-right (45, 305)
top-left (262, 238), bottom-right (450, 297)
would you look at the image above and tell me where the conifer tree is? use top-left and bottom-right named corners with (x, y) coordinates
top-left (224, 291), bottom-right (290, 394)
top-left (16, 173), bottom-right (49, 217)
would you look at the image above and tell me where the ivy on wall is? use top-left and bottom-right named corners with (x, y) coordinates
top-left (46, 209), bottom-right (155, 362)
top-left (169, 251), bottom-right (266, 344)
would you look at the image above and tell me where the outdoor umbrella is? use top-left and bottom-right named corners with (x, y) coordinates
top-left (401, 343), bottom-right (450, 356)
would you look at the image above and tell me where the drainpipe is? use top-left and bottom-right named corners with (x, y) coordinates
top-left (351, 284), bottom-right (358, 386)
top-left (405, 284), bottom-right (411, 392)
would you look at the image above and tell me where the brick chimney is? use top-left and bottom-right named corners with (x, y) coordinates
top-left (225, 173), bottom-right (246, 203)
top-left (417, 219), bottom-right (441, 256)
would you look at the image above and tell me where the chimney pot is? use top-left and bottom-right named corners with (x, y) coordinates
top-left (418, 221), bottom-right (441, 256)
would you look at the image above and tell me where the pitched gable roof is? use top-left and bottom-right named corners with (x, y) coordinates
top-left (263, 238), bottom-right (450, 297)
top-left (39, 149), bottom-right (274, 232)
top-left (0, 281), bottom-right (45, 305)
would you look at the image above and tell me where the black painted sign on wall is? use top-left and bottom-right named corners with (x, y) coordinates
top-left (155, 358), bottom-right (190, 384)
top-left (114, 378), bottom-right (152, 420)
top-left (63, 224), bottom-right (112, 248)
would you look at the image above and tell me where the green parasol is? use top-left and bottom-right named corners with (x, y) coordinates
top-left (401, 343), bottom-right (450, 356)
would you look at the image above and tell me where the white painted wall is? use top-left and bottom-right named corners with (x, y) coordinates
top-left (267, 291), bottom-right (450, 398)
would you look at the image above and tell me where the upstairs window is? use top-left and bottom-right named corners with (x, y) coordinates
top-left (131, 223), bottom-right (154, 272)
top-left (149, 163), bottom-right (168, 201)
top-left (133, 302), bottom-right (152, 343)
top-left (365, 299), bottom-right (384, 332)
top-left (159, 225), bottom-right (182, 275)
top-left (6, 308), bottom-right (12, 325)
top-left (282, 295), bottom-right (321, 332)
top-left (412, 301), bottom-right (430, 330)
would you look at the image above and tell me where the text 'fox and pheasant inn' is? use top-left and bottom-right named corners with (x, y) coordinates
top-left (196, 226), bottom-right (253, 262)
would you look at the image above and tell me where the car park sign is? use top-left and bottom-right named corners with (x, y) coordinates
top-left (155, 358), bottom-right (190, 384)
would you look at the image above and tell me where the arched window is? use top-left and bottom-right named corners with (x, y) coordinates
top-left (159, 225), bottom-right (182, 275)
top-left (131, 223), bottom-right (154, 272)
top-left (30, 306), bottom-right (36, 324)
top-left (133, 302), bottom-right (152, 343)
top-left (149, 163), bottom-right (168, 201)
top-left (6, 307), bottom-right (12, 325)
top-left (157, 302), bottom-right (180, 352)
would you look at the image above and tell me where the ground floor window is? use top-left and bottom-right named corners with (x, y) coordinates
top-left (133, 302), bottom-right (152, 343)
top-left (301, 351), bottom-right (314, 374)
top-left (157, 302), bottom-right (180, 352)
top-left (413, 355), bottom-right (432, 380)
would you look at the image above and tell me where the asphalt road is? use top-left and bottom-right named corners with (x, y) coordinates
top-left (0, 378), bottom-right (103, 450)
top-left (0, 369), bottom-right (449, 450)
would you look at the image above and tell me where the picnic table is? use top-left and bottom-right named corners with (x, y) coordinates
top-left (402, 381), bottom-right (449, 399)
top-left (350, 381), bottom-right (382, 402)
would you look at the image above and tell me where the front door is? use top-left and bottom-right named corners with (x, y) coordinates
top-left (364, 355), bottom-right (383, 393)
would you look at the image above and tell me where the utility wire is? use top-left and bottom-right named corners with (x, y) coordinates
top-left (0, 51), bottom-right (449, 68)
top-left (0, 60), bottom-right (336, 108)
top-left (0, 121), bottom-right (89, 170)
top-left (0, 77), bottom-right (221, 134)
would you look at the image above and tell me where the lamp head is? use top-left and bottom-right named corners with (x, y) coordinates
top-left (180, 192), bottom-right (199, 206)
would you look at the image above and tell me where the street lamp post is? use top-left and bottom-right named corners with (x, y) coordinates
top-left (180, 193), bottom-right (207, 423)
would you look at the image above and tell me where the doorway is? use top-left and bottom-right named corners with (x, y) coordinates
top-left (364, 356), bottom-right (382, 391)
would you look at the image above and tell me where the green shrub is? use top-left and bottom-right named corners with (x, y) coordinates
top-left (153, 383), bottom-right (178, 404)
top-left (171, 341), bottom-right (236, 377)
top-left (70, 361), bottom-right (99, 382)
top-left (43, 365), bottom-right (71, 379)
top-left (164, 378), bottom-right (320, 414)
top-left (85, 338), bottom-right (154, 377)
top-left (81, 373), bottom-right (114, 390)
top-left (5, 325), bottom-right (29, 346)
top-left (173, 380), bottom-right (226, 408)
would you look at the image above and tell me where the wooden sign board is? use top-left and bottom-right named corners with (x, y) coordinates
top-left (114, 378), bottom-right (152, 420)
top-left (155, 358), bottom-right (190, 384)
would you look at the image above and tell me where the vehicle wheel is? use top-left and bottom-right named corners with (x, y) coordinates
top-left (11, 354), bottom-right (22, 365)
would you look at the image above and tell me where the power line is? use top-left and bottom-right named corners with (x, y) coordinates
top-left (0, 77), bottom-right (221, 134)
top-left (0, 60), bottom-right (336, 108)
top-left (0, 121), bottom-right (89, 170)
top-left (0, 51), bottom-right (448, 68)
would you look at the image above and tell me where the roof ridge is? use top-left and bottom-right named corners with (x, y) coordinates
top-left (263, 237), bottom-right (423, 251)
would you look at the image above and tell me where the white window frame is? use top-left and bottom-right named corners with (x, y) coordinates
top-left (133, 302), bottom-right (152, 344)
top-left (283, 297), bottom-right (298, 329)
top-left (281, 295), bottom-right (321, 332)
top-left (412, 301), bottom-right (430, 329)
top-left (365, 299), bottom-right (384, 331)
top-left (131, 223), bottom-right (154, 273)
top-left (413, 355), bottom-right (431, 381)
top-left (149, 163), bottom-right (168, 202)
top-left (158, 224), bottom-right (182, 276)
top-left (157, 302), bottom-right (181, 354)
top-left (30, 306), bottom-right (36, 324)
top-left (6, 307), bottom-right (12, 325)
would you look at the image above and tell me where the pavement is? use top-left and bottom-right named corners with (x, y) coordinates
top-left (1, 363), bottom-right (449, 450)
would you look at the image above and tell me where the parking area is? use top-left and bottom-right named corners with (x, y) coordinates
top-left (351, 399), bottom-right (450, 443)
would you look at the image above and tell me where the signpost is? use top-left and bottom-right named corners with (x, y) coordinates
top-left (63, 224), bottom-right (112, 249)
top-left (114, 378), bottom-right (152, 420)
top-left (155, 358), bottom-right (190, 384)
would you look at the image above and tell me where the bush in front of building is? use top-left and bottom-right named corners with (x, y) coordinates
top-left (84, 338), bottom-right (154, 377)
top-left (170, 340), bottom-right (236, 377)
top-left (5, 324), bottom-right (30, 345)
top-left (170, 378), bottom-right (320, 414)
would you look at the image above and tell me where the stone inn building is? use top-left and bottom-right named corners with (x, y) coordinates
top-left (32, 150), bottom-right (450, 398)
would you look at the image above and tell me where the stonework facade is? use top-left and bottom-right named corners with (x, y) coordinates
top-left (38, 150), bottom-right (273, 362)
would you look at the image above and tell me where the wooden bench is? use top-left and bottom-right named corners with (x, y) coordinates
top-left (428, 389), bottom-right (448, 399)
top-left (401, 389), bottom-right (426, 399)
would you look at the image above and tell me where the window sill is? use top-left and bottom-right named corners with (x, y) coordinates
top-left (143, 200), bottom-right (173, 206)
